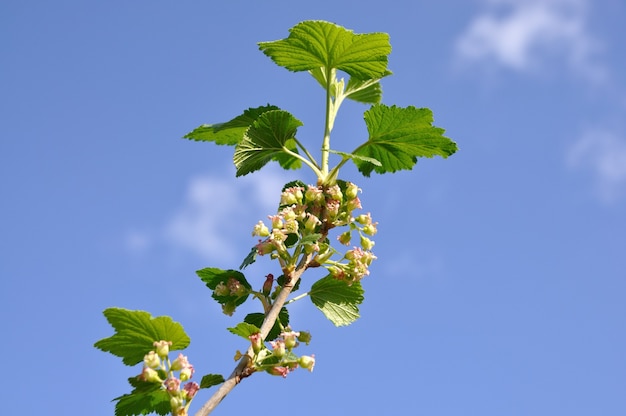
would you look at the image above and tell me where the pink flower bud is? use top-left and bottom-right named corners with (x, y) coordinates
top-left (183, 382), bottom-right (200, 399)
top-left (165, 377), bottom-right (181, 392)
top-left (305, 185), bottom-right (324, 204)
top-left (249, 333), bottom-right (263, 354)
top-left (326, 184), bottom-right (343, 201)
top-left (171, 353), bottom-right (191, 371)
top-left (228, 277), bottom-right (248, 297)
top-left (255, 239), bottom-right (275, 256)
top-left (346, 196), bottom-right (362, 211)
top-left (268, 366), bottom-right (290, 378)
top-left (280, 187), bottom-right (303, 205)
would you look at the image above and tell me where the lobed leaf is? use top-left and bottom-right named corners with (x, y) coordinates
top-left (94, 308), bottom-right (190, 366)
top-left (196, 268), bottom-right (252, 308)
top-left (353, 104), bottom-right (458, 176)
top-left (113, 377), bottom-right (170, 416)
top-left (183, 105), bottom-right (279, 145)
top-left (200, 374), bottom-right (225, 389)
top-left (233, 110), bottom-right (303, 177)
top-left (227, 322), bottom-right (261, 339)
top-left (259, 20), bottom-right (391, 80)
top-left (309, 276), bottom-right (364, 327)
top-left (244, 308), bottom-right (290, 341)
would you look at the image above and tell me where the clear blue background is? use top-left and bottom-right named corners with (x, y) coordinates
top-left (2, 1), bottom-right (625, 415)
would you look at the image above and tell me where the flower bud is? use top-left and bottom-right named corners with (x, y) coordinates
top-left (346, 196), bottom-right (362, 211)
top-left (304, 213), bottom-right (321, 233)
top-left (362, 222), bottom-right (378, 236)
top-left (221, 301), bottom-right (237, 316)
top-left (140, 366), bottom-right (163, 383)
top-left (252, 221), bottom-right (270, 237)
top-left (326, 184), bottom-right (343, 201)
top-left (345, 182), bottom-right (360, 199)
top-left (213, 282), bottom-right (230, 296)
top-left (165, 377), bottom-right (181, 393)
top-left (268, 214), bottom-right (283, 230)
top-left (170, 395), bottom-right (184, 411)
top-left (270, 340), bottom-right (286, 358)
top-left (360, 235), bottom-right (375, 251)
top-left (183, 382), bottom-right (200, 399)
top-left (228, 278), bottom-right (247, 297)
top-left (295, 332), bottom-right (310, 346)
top-left (249, 333), bottom-right (263, 354)
top-left (355, 213), bottom-right (372, 225)
top-left (180, 365), bottom-right (194, 381)
top-left (338, 231), bottom-right (351, 246)
top-left (143, 351), bottom-right (161, 369)
top-left (282, 330), bottom-right (300, 350)
top-left (267, 366), bottom-right (290, 378)
top-left (262, 274), bottom-right (274, 297)
top-left (255, 240), bottom-right (275, 256)
top-left (171, 353), bottom-right (191, 371)
top-left (153, 340), bottom-right (172, 358)
top-left (305, 185), bottom-right (323, 204)
top-left (298, 355), bottom-right (316, 372)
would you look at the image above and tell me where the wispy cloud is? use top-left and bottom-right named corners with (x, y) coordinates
top-left (164, 168), bottom-right (289, 262)
top-left (455, 0), bottom-right (606, 83)
top-left (567, 128), bottom-right (626, 202)
top-left (125, 166), bottom-right (291, 262)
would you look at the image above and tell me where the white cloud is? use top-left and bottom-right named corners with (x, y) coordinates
top-left (567, 129), bottom-right (626, 202)
top-left (163, 167), bottom-right (291, 262)
top-left (455, 0), bottom-right (606, 83)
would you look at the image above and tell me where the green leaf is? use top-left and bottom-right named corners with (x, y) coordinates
top-left (309, 276), bottom-right (364, 326)
top-left (113, 377), bottom-right (170, 416)
top-left (259, 20), bottom-right (391, 80)
top-left (344, 71), bottom-right (391, 104)
top-left (196, 268), bottom-right (251, 307)
top-left (95, 308), bottom-right (190, 366)
top-left (244, 308), bottom-right (289, 341)
top-left (183, 105), bottom-right (279, 145)
top-left (200, 374), bottom-right (225, 389)
top-left (240, 246), bottom-right (258, 270)
top-left (233, 110), bottom-right (303, 177)
top-left (353, 104), bottom-right (457, 176)
top-left (329, 149), bottom-right (381, 166)
top-left (227, 322), bottom-right (261, 339)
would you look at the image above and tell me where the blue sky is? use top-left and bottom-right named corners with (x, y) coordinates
top-left (2, 1), bottom-right (625, 415)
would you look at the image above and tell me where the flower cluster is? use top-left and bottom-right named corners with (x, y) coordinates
top-left (248, 330), bottom-right (315, 378)
top-left (252, 180), bottom-right (377, 282)
top-left (139, 340), bottom-right (199, 416)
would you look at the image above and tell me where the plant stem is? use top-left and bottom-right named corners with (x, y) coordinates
top-left (285, 291), bottom-right (310, 305)
top-left (320, 67), bottom-right (334, 179)
top-left (193, 253), bottom-right (312, 416)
